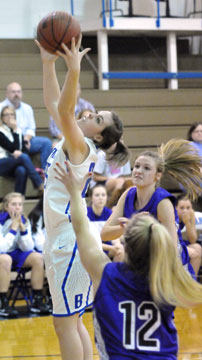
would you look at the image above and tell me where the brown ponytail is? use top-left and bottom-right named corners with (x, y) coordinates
top-left (93, 111), bottom-right (130, 166)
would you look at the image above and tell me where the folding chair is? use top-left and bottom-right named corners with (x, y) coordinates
top-left (9, 267), bottom-right (32, 309)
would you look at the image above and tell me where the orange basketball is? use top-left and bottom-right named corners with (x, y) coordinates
top-left (37, 11), bottom-right (81, 54)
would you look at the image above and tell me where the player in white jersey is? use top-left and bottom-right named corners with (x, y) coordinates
top-left (36, 34), bottom-right (129, 360)
top-left (43, 136), bottom-right (98, 316)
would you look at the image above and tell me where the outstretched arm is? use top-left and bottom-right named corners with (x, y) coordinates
top-left (56, 36), bottom-right (91, 163)
top-left (54, 161), bottom-right (110, 293)
top-left (35, 40), bottom-right (61, 130)
top-left (101, 190), bottom-right (128, 241)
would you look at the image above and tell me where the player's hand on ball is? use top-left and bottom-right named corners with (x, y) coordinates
top-left (35, 39), bottom-right (58, 62)
top-left (56, 34), bottom-right (91, 71)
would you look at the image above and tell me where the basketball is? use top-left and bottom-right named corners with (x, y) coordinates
top-left (37, 11), bottom-right (81, 54)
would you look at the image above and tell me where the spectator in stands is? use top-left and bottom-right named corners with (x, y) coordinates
top-left (0, 82), bottom-right (52, 169)
top-left (187, 122), bottom-right (202, 211)
top-left (87, 184), bottom-right (124, 261)
top-left (176, 193), bottom-right (202, 277)
top-left (187, 122), bottom-right (202, 160)
top-left (49, 83), bottom-right (95, 144)
top-left (90, 149), bottom-right (132, 204)
top-left (0, 106), bottom-right (44, 195)
top-left (0, 192), bottom-right (49, 317)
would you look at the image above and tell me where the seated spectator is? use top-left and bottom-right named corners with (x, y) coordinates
top-left (0, 82), bottom-right (52, 169)
top-left (0, 106), bottom-right (44, 195)
top-left (90, 149), bottom-right (132, 205)
top-left (49, 83), bottom-right (95, 145)
top-left (87, 184), bottom-right (124, 262)
top-left (187, 122), bottom-right (202, 160)
top-left (187, 122), bottom-right (202, 211)
top-left (176, 193), bottom-right (202, 277)
top-left (0, 192), bottom-right (49, 317)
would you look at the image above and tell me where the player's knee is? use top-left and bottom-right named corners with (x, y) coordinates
top-left (0, 254), bottom-right (12, 272)
top-left (53, 317), bottom-right (63, 337)
top-left (42, 137), bottom-right (52, 149)
top-left (15, 165), bottom-right (27, 177)
top-left (53, 314), bottom-right (78, 337)
top-left (19, 153), bottom-right (30, 162)
top-left (27, 252), bottom-right (44, 269)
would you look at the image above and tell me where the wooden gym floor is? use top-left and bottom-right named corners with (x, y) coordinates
top-left (0, 303), bottom-right (202, 359)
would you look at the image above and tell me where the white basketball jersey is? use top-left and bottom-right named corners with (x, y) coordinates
top-left (44, 137), bottom-right (97, 244)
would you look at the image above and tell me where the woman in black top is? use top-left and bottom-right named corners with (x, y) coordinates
top-left (0, 106), bottom-right (43, 195)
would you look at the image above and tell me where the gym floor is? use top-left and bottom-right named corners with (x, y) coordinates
top-left (0, 302), bottom-right (202, 359)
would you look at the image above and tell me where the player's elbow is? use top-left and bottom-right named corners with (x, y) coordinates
top-left (100, 227), bottom-right (111, 242)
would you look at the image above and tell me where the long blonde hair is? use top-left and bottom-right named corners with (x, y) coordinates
top-left (0, 192), bottom-right (25, 212)
top-left (139, 138), bottom-right (202, 201)
top-left (124, 213), bottom-right (202, 307)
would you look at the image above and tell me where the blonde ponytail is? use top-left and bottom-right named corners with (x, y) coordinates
top-left (124, 213), bottom-right (202, 308)
top-left (149, 222), bottom-right (202, 307)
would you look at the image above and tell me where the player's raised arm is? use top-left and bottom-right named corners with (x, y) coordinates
top-left (35, 40), bottom-right (61, 131)
top-left (56, 36), bottom-right (91, 162)
top-left (54, 161), bottom-right (110, 292)
top-left (101, 189), bottom-right (129, 241)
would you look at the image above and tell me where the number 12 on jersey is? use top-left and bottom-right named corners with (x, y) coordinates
top-left (119, 301), bottom-right (161, 351)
